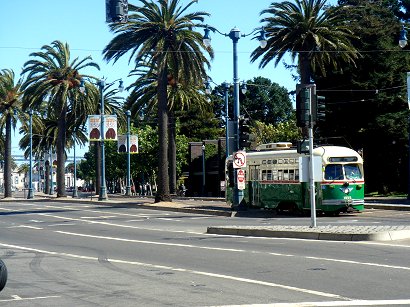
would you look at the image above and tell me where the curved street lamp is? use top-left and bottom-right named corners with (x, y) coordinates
top-left (203, 25), bottom-right (266, 208)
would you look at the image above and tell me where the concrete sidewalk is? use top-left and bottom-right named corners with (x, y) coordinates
top-left (4, 193), bottom-right (410, 241)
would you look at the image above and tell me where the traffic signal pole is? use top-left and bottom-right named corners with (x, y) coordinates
top-left (296, 83), bottom-right (319, 228)
top-left (308, 86), bottom-right (317, 228)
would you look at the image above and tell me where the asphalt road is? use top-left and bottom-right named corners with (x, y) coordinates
top-left (0, 201), bottom-right (410, 306)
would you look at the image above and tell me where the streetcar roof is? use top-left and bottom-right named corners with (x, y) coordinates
top-left (227, 146), bottom-right (363, 164)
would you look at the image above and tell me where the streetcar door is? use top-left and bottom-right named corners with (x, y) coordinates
top-left (249, 165), bottom-right (260, 207)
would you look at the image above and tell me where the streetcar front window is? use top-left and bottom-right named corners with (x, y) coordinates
top-left (324, 164), bottom-right (343, 180)
top-left (344, 164), bottom-right (362, 180)
top-left (324, 164), bottom-right (362, 180)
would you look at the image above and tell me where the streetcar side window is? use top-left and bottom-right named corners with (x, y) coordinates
top-left (324, 164), bottom-right (343, 180)
top-left (266, 170), bottom-right (272, 180)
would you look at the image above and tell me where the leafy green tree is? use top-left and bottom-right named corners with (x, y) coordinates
top-left (252, 119), bottom-right (301, 146)
top-left (315, 0), bottom-right (409, 193)
top-left (251, 0), bottom-right (358, 85)
top-left (21, 40), bottom-right (99, 197)
top-left (0, 69), bottom-right (23, 198)
top-left (103, 0), bottom-right (212, 202)
top-left (241, 77), bottom-right (293, 125)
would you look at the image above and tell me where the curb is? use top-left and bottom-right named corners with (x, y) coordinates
top-left (207, 226), bottom-right (410, 241)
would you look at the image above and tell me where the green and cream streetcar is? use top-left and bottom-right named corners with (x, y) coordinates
top-left (226, 142), bottom-right (364, 214)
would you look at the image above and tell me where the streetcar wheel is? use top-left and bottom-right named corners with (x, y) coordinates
top-left (0, 259), bottom-right (7, 292)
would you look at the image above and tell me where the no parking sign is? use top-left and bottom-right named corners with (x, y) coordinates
top-left (233, 151), bottom-right (246, 169)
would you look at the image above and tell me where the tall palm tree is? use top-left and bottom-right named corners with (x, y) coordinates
top-left (127, 64), bottom-right (211, 194)
top-left (21, 40), bottom-right (99, 197)
top-left (0, 69), bottom-right (23, 198)
top-left (103, 0), bottom-right (213, 202)
top-left (250, 0), bottom-right (358, 84)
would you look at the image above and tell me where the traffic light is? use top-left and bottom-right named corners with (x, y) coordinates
top-left (106, 0), bottom-right (128, 23)
top-left (296, 84), bottom-right (311, 127)
top-left (296, 140), bottom-right (309, 154)
top-left (316, 95), bottom-right (326, 123)
top-left (239, 117), bottom-right (253, 149)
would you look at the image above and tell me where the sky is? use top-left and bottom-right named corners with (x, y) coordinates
top-left (0, 0), bottom-right (336, 159)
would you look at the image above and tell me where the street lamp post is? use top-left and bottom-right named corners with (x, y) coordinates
top-left (125, 110), bottom-right (131, 196)
top-left (80, 78), bottom-right (123, 201)
top-left (203, 25), bottom-right (266, 208)
top-left (97, 79), bottom-right (108, 201)
top-left (222, 82), bottom-right (230, 157)
top-left (27, 110), bottom-right (34, 199)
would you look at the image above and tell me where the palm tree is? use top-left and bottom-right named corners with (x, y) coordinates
top-left (250, 0), bottom-right (358, 84)
top-left (127, 64), bottom-right (211, 194)
top-left (103, 0), bottom-right (213, 202)
top-left (21, 40), bottom-right (99, 197)
top-left (0, 69), bottom-right (23, 198)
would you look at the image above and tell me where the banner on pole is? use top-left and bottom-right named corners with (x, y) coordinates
top-left (87, 115), bottom-right (101, 141)
top-left (87, 115), bottom-right (118, 141)
top-left (117, 135), bottom-right (139, 153)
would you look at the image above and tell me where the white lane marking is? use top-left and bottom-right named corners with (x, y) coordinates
top-left (157, 218), bottom-right (181, 221)
top-left (18, 202), bottom-right (172, 217)
top-left (0, 242), bottom-right (351, 300)
top-left (213, 299), bottom-right (410, 306)
top-left (39, 213), bottom-right (205, 235)
top-left (55, 230), bottom-right (246, 252)
top-left (47, 223), bottom-right (77, 227)
top-left (304, 255), bottom-right (410, 271)
top-left (0, 295), bottom-right (61, 302)
top-left (126, 219), bottom-right (146, 222)
top-left (80, 216), bottom-right (116, 219)
top-left (8, 225), bottom-right (42, 230)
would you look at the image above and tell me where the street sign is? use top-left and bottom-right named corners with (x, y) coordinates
top-left (237, 169), bottom-right (245, 190)
top-left (233, 151), bottom-right (246, 169)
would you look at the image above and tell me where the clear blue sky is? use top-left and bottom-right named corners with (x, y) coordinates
top-left (0, 0), bottom-right (336, 158)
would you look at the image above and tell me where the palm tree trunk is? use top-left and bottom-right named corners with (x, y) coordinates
top-left (299, 53), bottom-right (311, 85)
top-left (4, 113), bottom-right (12, 198)
top-left (168, 110), bottom-right (177, 195)
top-left (56, 107), bottom-right (67, 197)
top-left (155, 68), bottom-right (171, 202)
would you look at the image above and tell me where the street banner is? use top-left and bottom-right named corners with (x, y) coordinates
top-left (118, 135), bottom-right (126, 153)
top-left (117, 135), bottom-right (139, 153)
top-left (87, 115), bottom-right (101, 141)
top-left (130, 135), bottom-right (138, 153)
top-left (407, 72), bottom-right (410, 109)
top-left (87, 115), bottom-right (118, 141)
top-left (104, 115), bottom-right (118, 141)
